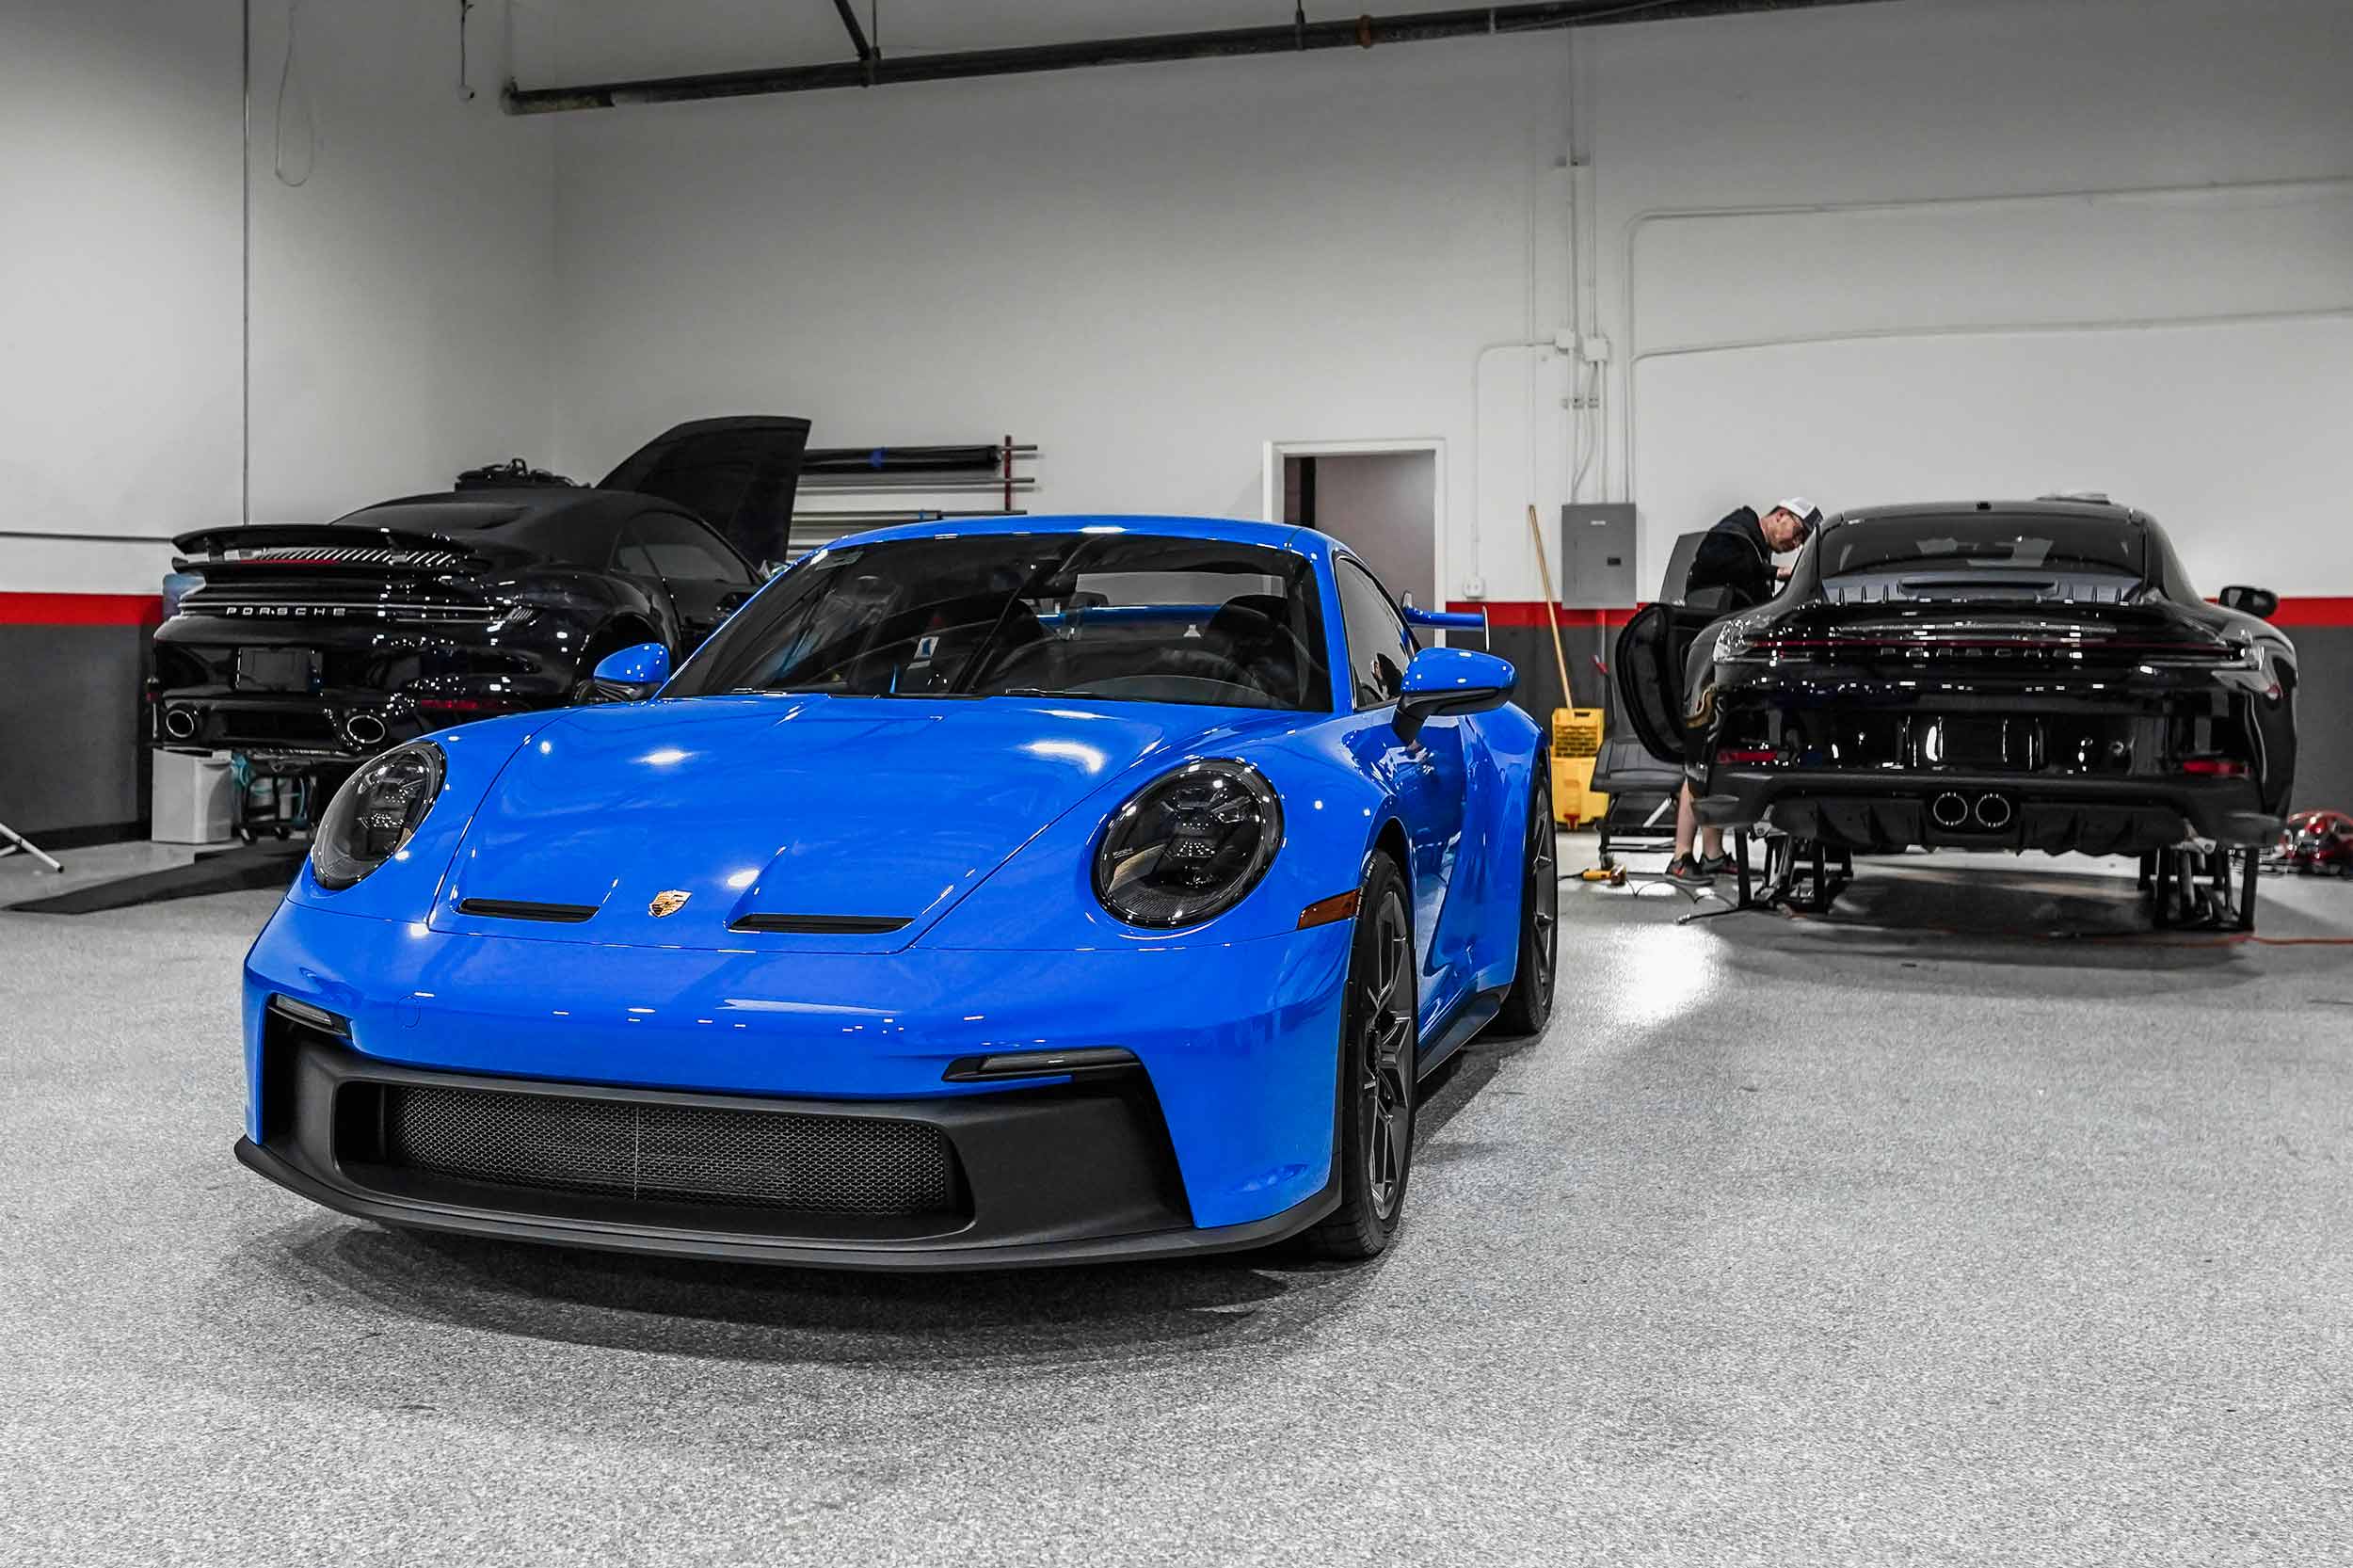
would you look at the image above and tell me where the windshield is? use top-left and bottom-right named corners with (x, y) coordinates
top-left (1822, 517), bottom-right (2146, 579)
top-left (667, 533), bottom-right (1333, 712)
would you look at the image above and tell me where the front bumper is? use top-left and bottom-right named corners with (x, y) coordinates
top-left (241, 898), bottom-right (1354, 1264)
top-left (1697, 766), bottom-right (2278, 855)
top-left (237, 1024), bottom-right (1336, 1268)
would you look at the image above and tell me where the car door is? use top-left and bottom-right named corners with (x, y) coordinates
top-left (1615, 601), bottom-right (1706, 767)
top-left (629, 511), bottom-right (760, 650)
top-left (1331, 555), bottom-right (1475, 1039)
top-left (1613, 530), bottom-right (1742, 768)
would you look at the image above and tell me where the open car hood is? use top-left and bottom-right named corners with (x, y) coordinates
top-left (429, 694), bottom-right (1261, 952)
top-left (597, 415), bottom-right (812, 570)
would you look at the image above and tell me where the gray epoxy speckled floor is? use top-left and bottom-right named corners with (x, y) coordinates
top-left (2, 846), bottom-right (2349, 1565)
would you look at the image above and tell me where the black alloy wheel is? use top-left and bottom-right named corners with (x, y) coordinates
top-left (1495, 774), bottom-right (1559, 1035)
top-left (1302, 856), bottom-right (1417, 1260)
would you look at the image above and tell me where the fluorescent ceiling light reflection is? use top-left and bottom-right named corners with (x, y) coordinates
top-left (1023, 738), bottom-right (1107, 773)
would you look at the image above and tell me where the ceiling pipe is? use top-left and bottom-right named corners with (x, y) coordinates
top-left (504, 0), bottom-right (1898, 115)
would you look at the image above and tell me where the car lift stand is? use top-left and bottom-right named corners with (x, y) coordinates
top-left (1680, 827), bottom-right (1852, 922)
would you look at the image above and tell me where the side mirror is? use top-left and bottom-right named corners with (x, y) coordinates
top-left (1394, 647), bottom-right (1514, 743)
top-left (580, 641), bottom-right (670, 704)
top-left (2217, 584), bottom-right (2279, 621)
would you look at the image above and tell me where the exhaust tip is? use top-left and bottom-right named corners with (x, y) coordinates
top-left (1929, 792), bottom-right (1971, 829)
top-left (161, 707), bottom-right (198, 741)
top-left (1974, 792), bottom-right (2013, 829)
top-left (344, 712), bottom-right (388, 749)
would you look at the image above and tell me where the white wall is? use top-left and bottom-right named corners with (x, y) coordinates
top-left (11, 0), bottom-right (2349, 605)
top-left (0, 0), bottom-right (557, 597)
top-left (247, 0), bottom-right (556, 523)
top-left (1593, 0), bottom-right (2353, 599)
top-left (0, 0), bottom-right (242, 595)
top-left (542, 0), bottom-right (2353, 604)
top-left (547, 38), bottom-right (1577, 596)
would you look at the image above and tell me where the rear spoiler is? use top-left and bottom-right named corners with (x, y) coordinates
top-left (170, 522), bottom-right (504, 570)
top-left (1403, 601), bottom-right (1490, 649)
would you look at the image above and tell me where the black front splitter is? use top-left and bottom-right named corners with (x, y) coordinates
top-left (233, 1136), bottom-right (1337, 1272)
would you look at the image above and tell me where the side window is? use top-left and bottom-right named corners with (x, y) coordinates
top-left (611, 528), bottom-right (659, 578)
top-left (1335, 558), bottom-right (1416, 709)
top-left (631, 513), bottom-right (755, 586)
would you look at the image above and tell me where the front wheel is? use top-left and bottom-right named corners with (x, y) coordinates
top-left (1494, 772), bottom-right (1559, 1036)
top-left (1301, 855), bottom-right (1417, 1261)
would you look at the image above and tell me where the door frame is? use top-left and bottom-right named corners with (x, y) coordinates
top-left (1261, 438), bottom-right (1448, 613)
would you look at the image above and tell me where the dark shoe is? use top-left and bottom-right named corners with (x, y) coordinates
top-left (1665, 854), bottom-right (1714, 885)
top-left (1698, 853), bottom-right (1735, 878)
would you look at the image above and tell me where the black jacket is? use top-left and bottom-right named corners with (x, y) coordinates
top-left (1684, 506), bottom-right (1778, 611)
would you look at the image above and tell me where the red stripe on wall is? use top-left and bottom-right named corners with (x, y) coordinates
top-left (2265, 597), bottom-right (2353, 629)
top-left (1454, 599), bottom-right (2353, 630)
top-left (1448, 601), bottom-right (1637, 630)
top-left (0, 592), bottom-right (166, 627)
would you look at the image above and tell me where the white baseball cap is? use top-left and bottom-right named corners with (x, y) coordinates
top-left (1777, 496), bottom-right (1822, 527)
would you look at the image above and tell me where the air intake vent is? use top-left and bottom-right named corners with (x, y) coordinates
top-left (378, 1084), bottom-right (961, 1216)
top-left (456, 898), bottom-right (599, 923)
top-left (728, 913), bottom-right (912, 935)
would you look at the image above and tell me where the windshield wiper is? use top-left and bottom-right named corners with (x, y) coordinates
top-left (947, 535), bottom-right (1107, 695)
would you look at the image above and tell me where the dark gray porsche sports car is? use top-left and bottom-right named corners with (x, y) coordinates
top-left (1617, 498), bottom-right (2297, 925)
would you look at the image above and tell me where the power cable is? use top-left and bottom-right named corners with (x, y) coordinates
top-left (273, 0), bottom-right (314, 187)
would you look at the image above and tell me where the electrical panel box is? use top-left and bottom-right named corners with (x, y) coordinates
top-left (1559, 504), bottom-right (1637, 610)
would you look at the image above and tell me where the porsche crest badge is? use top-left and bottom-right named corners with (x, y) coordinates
top-left (648, 889), bottom-right (692, 919)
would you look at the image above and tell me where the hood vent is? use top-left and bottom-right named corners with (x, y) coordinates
top-left (728, 913), bottom-right (911, 936)
top-left (457, 898), bottom-right (599, 924)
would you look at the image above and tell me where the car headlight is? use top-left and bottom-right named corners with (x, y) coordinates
top-left (310, 741), bottom-right (445, 890)
top-left (1094, 760), bottom-right (1283, 929)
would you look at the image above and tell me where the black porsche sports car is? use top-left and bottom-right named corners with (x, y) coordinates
top-left (1616, 499), bottom-right (2297, 871)
top-left (151, 416), bottom-right (808, 762)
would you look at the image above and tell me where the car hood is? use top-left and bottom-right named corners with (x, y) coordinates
top-left (596, 414), bottom-right (810, 571)
top-left (429, 694), bottom-right (1281, 952)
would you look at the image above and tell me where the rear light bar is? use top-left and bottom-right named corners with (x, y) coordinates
top-left (1744, 635), bottom-right (2237, 657)
top-left (2180, 757), bottom-right (2248, 777)
top-left (1717, 747), bottom-right (1779, 765)
top-left (413, 696), bottom-right (530, 716)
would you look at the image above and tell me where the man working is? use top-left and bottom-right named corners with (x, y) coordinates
top-left (1667, 497), bottom-right (1821, 884)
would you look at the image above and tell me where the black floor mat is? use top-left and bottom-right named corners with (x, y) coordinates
top-left (6, 842), bottom-right (308, 915)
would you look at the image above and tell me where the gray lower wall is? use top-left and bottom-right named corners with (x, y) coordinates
top-left (2290, 628), bottom-right (2353, 816)
top-left (1, 626), bottom-right (149, 842)
top-left (2, 619), bottom-right (2346, 848)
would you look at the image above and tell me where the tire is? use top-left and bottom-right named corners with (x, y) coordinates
top-left (1494, 772), bottom-right (1559, 1036)
top-left (1301, 855), bottom-right (1417, 1261)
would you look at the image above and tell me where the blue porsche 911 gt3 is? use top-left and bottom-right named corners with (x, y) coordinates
top-left (236, 516), bottom-right (1558, 1267)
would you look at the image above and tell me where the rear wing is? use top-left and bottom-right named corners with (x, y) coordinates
top-left (170, 522), bottom-right (504, 572)
top-left (1402, 601), bottom-right (1490, 649)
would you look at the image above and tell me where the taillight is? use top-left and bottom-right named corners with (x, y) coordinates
top-left (2180, 757), bottom-right (2247, 777)
top-left (1717, 747), bottom-right (1779, 765)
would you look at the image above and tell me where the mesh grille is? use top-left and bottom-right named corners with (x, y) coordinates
top-left (380, 1084), bottom-right (958, 1216)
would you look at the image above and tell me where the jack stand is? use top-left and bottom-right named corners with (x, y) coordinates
top-left (0, 819), bottom-right (64, 873)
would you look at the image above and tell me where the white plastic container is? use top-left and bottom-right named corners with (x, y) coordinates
top-left (152, 750), bottom-right (234, 845)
